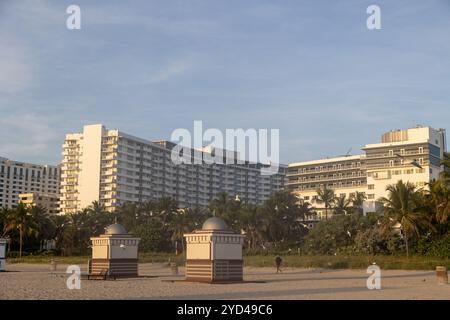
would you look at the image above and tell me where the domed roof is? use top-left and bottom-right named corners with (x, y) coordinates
top-left (105, 223), bottom-right (127, 235)
top-left (202, 217), bottom-right (229, 231)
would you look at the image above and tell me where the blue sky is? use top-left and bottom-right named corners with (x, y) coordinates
top-left (1, 0), bottom-right (450, 165)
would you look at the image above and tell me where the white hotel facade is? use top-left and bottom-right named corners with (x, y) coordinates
top-left (0, 157), bottom-right (60, 209)
top-left (60, 124), bottom-right (286, 214)
top-left (288, 126), bottom-right (447, 220)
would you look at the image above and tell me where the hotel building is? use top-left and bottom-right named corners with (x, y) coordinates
top-left (288, 126), bottom-right (447, 221)
top-left (60, 124), bottom-right (286, 214)
top-left (17, 192), bottom-right (60, 214)
top-left (288, 155), bottom-right (367, 220)
top-left (0, 157), bottom-right (60, 210)
top-left (363, 126), bottom-right (446, 201)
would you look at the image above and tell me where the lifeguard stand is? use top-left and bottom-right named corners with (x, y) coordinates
top-left (0, 238), bottom-right (7, 271)
top-left (184, 217), bottom-right (245, 283)
top-left (90, 223), bottom-right (140, 277)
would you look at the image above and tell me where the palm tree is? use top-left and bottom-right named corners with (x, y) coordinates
top-left (209, 192), bottom-right (232, 216)
top-left (169, 210), bottom-right (189, 254)
top-left (333, 194), bottom-right (352, 215)
top-left (298, 201), bottom-right (315, 220)
top-left (351, 191), bottom-right (367, 214)
top-left (209, 192), bottom-right (241, 229)
top-left (86, 201), bottom-right (113, 236)
top-left (426, 179), bottom-right (450, 224)
top-left (316, 185), bottom-right (335, 220)
top-left (87, 201), bottom-right (106, 215)
top-left (116, 202), bottom-right (139, 231)
top-left (440, 152), bottom-right (450, 183)
top-left (30, 205), bottom-right (56, 247)
top-left (261, 190), bottom-right (302, 244)
top-left (3, 203), bottom-right (37, 258)
top-left (379, 180), bottom-right (433, 258)
top-left (239, 204), bottom-right (269, 250)
top-left (154, 197), bottom-right (179, 226)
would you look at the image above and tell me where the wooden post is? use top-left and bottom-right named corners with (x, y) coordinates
top-left (170, 262), bottom-right (178, 275)
top-left (50, 259), bottom-right (57, 272)
top-left (436, 266), bottom-right (448, 285)
top-left (87, 259), bottom-right (92, 274)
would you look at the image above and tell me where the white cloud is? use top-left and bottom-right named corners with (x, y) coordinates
top-left (147, 60), bottom-right (192, 83)
top-left (0, 112), bottom-right (61, 163)
top-left (0, 35), bottom-right (33, 93)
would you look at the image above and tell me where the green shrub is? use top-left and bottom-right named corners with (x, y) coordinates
top-left (417, 233), bottom-right (450, 258)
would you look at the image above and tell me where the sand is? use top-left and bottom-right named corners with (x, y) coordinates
top-left (1, 263), bottom-right (449, 300)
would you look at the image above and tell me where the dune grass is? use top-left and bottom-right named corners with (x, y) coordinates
top-left (8, 252), bottom-right (449, 270)
top-left (243, 254), bottom-right (450, 270)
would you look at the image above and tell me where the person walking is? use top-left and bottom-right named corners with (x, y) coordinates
top-left (275, 255), bottom-right (282, 274)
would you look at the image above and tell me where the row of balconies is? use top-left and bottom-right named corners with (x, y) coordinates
top-left (288, 174), bottom-right (367, 184)
top-left (287, 166), bottom-right (365, 176)
top-left (366, 149), bottom-right (426, 160)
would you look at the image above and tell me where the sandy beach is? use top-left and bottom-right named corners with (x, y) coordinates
top-left (1, 263), bottom-right (449, 300)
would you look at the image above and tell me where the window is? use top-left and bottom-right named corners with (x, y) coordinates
top-left (368, 184), bottom-right (375, 190)
top-left (419, 147), bottom-right (423, 154)
top-left (389, 160), bottom-right (394, 167)
top-left (419, 158), bottom-right (424, 165)
top-left (389, 150), bottom-right (394, 156)
top-left (368, 194), bottom-right (375, 199)
top-left (400, 149), bottom-right (405, 155)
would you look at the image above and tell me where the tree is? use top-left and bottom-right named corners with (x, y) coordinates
top-left (304, 214), bottom-right (373, 255)
top-left (3, 203), bottom-right (37, 258)
top-left (440, 152), bottom-right (450, 183)
top-left (116, 202), bottom-right (140, 232)
top-left (169, 208), bottom-right (206, 253)
top-left (30, 205), bottom-right (56, 249)
top-left (298, 201), bottom-right (315, 220)
top-left (239, 204), bottom-right (268, 251)
top-left (261, 190), bottom-right (304, 245)
top-left (379, 180), bottom-right (433, 258)
top-left (154, 197), bottom-right (179, 227)
top-left (316, 185), bottom-right (335, 220)
top-left (209, 192), bottom-right (231, 216)
top-left (333, 194), bottom-right (352, 215)
top-left (209, 192), bottom-right (241, 229)
top-left (426, 179), bottom-right (450, 224)
top-left (351, 191), bottom-right (367, 214)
